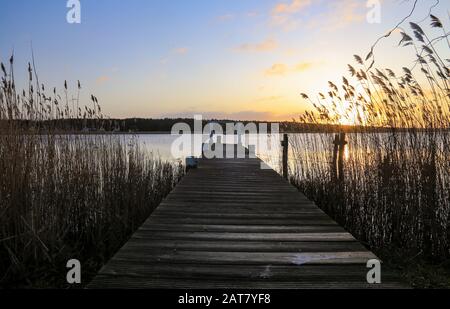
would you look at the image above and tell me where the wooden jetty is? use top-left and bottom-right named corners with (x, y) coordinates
top-left (89, 144), bottom-right (405, 289)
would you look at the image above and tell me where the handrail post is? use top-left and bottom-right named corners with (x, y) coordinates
top-left (281, 133), bottom-right (289, 180)
top-left (332, 133), bottom-right (347, 182)
top-left (337, 133), bottom-right (347, 182)
top-left (332, 134), bottom-right (339, 181)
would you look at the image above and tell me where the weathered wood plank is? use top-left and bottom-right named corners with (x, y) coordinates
top-left (146, 215), bottom-right (337, 226)
top-left (119, 240), bottom-right (366, 252)
top-left (89, 277), bottom-right (408, 289)
top-left (110, 250), bottom-right (378, 265)
top-left (152, 208), bottom-right (326, 217)
top-left (139, 224), bottom-right (346, 233)
top-left (97, 263), bottom-right (398, 281)
top-left (131, 231), bottom-right (358, 242)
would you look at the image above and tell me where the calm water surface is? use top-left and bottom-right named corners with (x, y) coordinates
top-left (129, 134), bottom-right (317, 172)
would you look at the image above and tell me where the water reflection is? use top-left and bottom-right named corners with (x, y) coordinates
top-left (106, 133), bottom-right (447, 177)
top-left (128, 133), bottom-right (302, 173)
top-left (344, 145), bottom-right (350, 161)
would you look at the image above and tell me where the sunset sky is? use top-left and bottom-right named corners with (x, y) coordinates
top-left (1, 0), bottom-right (448, 121)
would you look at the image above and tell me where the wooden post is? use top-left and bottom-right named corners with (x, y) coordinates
top-left (337, 133), bottom-right (347, 182)
top-left (332, 134), bottom-right (339, 181)
top-left (332, 133), bottom-right (347, 182)
top-left (281, 133), bottom-right (289, 180)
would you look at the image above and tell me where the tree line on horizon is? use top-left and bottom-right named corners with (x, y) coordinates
top-left (1, 117), bottom-right (422, 134)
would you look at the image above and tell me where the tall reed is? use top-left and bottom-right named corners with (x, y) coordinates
top-left (0, 57), bottom-right (183, 287)
top-left (292, 14), bottom-right (449, 265)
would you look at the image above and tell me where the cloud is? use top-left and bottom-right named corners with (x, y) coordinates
top-left (216, 14), bottom-right (235, 22)
top-left (162, 110), bottom-right (279, 122)
top-left (256, 95), bottom-right (284, 103)
top-left (301, 0), bottom-right (365, 31)
top-left (96, 76), bottom-right (110, 84)
top-left (270, 0), bottom-right (365, 32)
top-left (161, 110), bottom-right (298, 121)
top-left (213, 111), bottom-right (277, 121)
top-left (235, 38), bottom-right (278, 52)
top-left (265, 61), bottom-right (315, 76)
top-left (160, 47), bottom-right (190, 65)
top-left (325, 0), bottom-right (365, 29)
top-left (172, 47), bottom-right (189, 55)
top-left (265, 63), bottom-right (289, 76)
top-left (294, 62), bottom-right (314, 71)
top-left (270, 0), bottom-right (312, 30)
top-left (272, 0), bottom-right (312, 14)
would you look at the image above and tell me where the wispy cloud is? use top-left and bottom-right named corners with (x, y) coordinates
top-left (162, 109), bottom-right (298, 121)
top-left (338, 0), bottom-right (365, 25)
top-left (270, 0), bottom-right (312, 30)
top-left (255, 95), bottom-right (285, 103)
top-left (272, 0), bottom-right (312, 14)
top-left (96, 76), bottom-right (110, 84)
top-left (265, 61), bottom-right (315, 76)
top-left (160, 47), bottom-right (189, 65)
top-left (270, 0), bottom-right (365, 32)
top-left (294, 62), bottom-right (314, 71)
top-left (216, 14), bottom-right (235, 22)
top-left (235, 38), bottom-right (278, 52)
top-left (310, 0), bottom-right (366, 31)
top-left (163, 110), bottom-right (280, 121)
top-left (172, 47), bottom-right (189, 55)
top-left (265, 63), bottom-right (289, 76)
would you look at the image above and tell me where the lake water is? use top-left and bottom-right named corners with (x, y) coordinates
top-left (125, 134), bottom-right (286, 172)
top-left (126, 133), bottom-right (335, 174)
top-left (125, 132), bottom-right (448, 175)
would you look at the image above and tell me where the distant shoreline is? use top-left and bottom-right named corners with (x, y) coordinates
top-left (3, 117), bottom-right (449, 135)
top-left (3, 129), bottom-right (449, 136)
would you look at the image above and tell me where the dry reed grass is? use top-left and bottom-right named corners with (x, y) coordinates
top-left (0, 57), bottom-right (183, 287)
top-left (292, 14), bottom-right (449, 269)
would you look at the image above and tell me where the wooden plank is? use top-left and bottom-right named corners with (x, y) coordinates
top-left (139, 224), bottom-right (346, 233)
top-left (96, 263), bottom-right (399, 281)
top-left (131, 231), bottom-right (358, 242)
top-left (89, 277), bottom-right (408, 289)
top-left (119, 240), bottom-right (366, 252)
top-left (110, 250), bottom-right (378, 265)
top-left (145, 218), bottom-right (337, 226)
top-left (151, 210), bottom-right (327, 218)
top-left (158, 201), bottom-right (319, 208)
